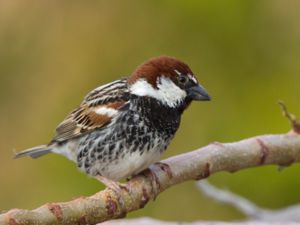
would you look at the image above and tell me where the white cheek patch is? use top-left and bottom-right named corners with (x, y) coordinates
top-left (130, 77), bottom-right (187, 108)
top-left (94, 106), bottom-right (118, 117)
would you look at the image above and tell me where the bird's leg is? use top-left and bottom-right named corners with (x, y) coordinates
top-left (99, 176), bottom-right (131, 202)
top-left (95, 175), bottom-right (127, 193)
top-left (95, 175), bottom-right (130, 210)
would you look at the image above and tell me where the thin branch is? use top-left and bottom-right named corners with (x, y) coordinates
top-left (1, 130), bottom-right (300, 225)
top-left (278, 101), bottom-right (300, 134)
top-left (197, 180), bottom-right (267, 219)
top-left (101, 217), bottom-right (300, 225)
top-left (197, 181), bottom-right (300, 222)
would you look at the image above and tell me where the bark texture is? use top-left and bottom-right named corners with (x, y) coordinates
top-left (1, 129), bottom-right (300, 225)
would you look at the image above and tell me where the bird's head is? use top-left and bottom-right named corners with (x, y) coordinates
top-left (128, 56), bottom-right (210, 109)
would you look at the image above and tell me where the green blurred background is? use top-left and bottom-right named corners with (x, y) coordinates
top-left (1, 0), bottom-right (300, 221)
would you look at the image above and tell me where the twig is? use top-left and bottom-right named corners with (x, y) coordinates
top-left (0, 131), bottom-right (300, 225)
top-left (278, 101), bottom-right (300, 134)
top-left (197, 181), bottom-right (267, 219)
top-left (197, 181), bottom-right (300, 222)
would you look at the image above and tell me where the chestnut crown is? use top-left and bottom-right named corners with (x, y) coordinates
top-left (128, 56), bottom-right (210, 108)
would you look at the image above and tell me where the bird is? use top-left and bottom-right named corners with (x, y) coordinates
top-left (15, 56), bottom-right (211, 190)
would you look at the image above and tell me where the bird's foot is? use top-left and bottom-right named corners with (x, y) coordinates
top-left (95, 175), bottom-right (128, 208)
top-left (154, 162), bottom-right (173, 179)
top-left (141, 166), bottom-right (161, 200)
top-left (143, 162), bottom-right (172, 199)
top-left (95, 175), bottom-right (127, 193)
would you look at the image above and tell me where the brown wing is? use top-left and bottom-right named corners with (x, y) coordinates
top-left (52, 79), bottom-right (129, 143)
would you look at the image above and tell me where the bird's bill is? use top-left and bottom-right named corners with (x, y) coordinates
top-left (187, 84), bottom-right (211, 101)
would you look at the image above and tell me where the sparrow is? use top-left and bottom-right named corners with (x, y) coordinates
top-left (15, 56), bottom-right (210, 189)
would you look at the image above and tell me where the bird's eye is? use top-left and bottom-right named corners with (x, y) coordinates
top-left (178, 75), bottom-right (188, 85)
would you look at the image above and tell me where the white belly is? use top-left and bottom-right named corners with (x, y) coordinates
top-left (100, 148), bottom-right (162, 181)
top-left (52, 135), bottom-right (167, 181)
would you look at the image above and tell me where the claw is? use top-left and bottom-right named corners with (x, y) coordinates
top-left (141, 167), bottom-right (161, 200)
top-left (95, 175), bottom-right (128, 207)
top-left (95, 175), bottom-right (124, 191)
top-left (154, 162), bottom-right (173, 179)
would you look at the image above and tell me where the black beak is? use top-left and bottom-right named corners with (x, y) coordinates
top-left (187, 84), bottom-right (211, 101)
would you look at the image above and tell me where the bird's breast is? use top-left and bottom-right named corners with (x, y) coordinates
top-left (74, 99), bottom-right (179, 180)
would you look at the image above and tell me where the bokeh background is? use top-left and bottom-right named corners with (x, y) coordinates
top-left (1, 0), bottom-right (300, 221)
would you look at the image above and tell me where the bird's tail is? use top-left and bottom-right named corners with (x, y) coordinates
top-left (14, 145), bottom-right (52, 159)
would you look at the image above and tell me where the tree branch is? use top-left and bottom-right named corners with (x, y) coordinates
top-left (1, 131), bottom-right (300, 225)
top-left (1, 103), bottom-right (300, 225)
